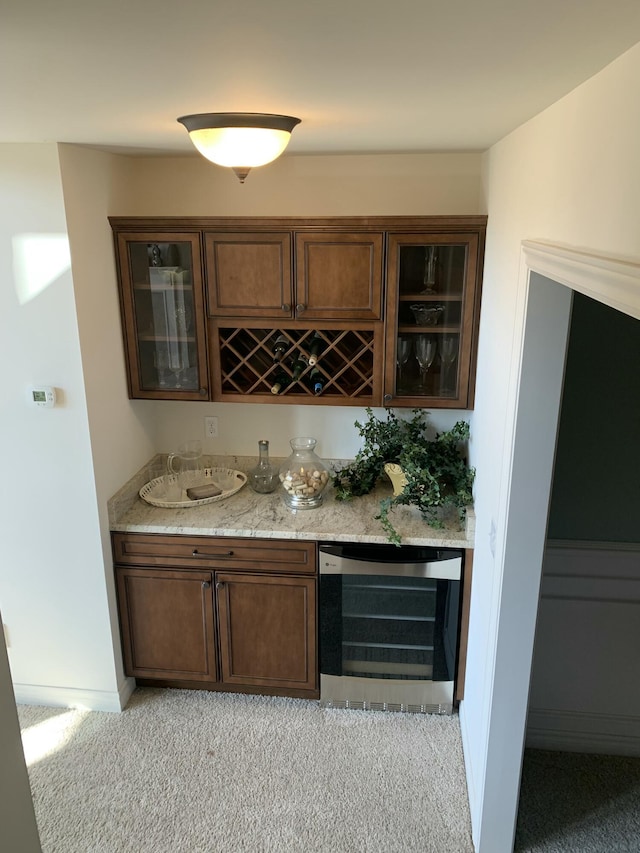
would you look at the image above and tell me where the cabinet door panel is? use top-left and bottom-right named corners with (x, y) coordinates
top-left (295, 233), bottom-right (383, 320)
top-left (114, 232), bottom-right (209, 400)
top-left (217, 573), bottom-right (316, 690)
top-left (384, 232), bottom-right (482, 409)
top-left (116, 567), bottom-right (217, 682)
top-left (205, 232), bottom-right (292, 318)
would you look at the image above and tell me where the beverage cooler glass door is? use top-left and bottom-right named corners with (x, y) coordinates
top-left (319, 543), bottom-right (462, 714)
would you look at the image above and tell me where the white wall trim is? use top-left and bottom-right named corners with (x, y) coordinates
top-left (476, 241), bottom-right (640, 853)
top-left (458, 704), bottom-right (478, 822)
top-left (522, 240), bottom-right (640, 320)
top-left (527, 708), bottom-right (640, 756)
top-left (13, 676), bottom-right (135, 713)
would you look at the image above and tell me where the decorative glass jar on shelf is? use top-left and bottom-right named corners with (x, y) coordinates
top-left (279, 437), bottom-right (329, 509)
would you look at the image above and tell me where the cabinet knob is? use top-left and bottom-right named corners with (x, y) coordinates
top-left (296, 303), bottom-right (306, 314)
top-left (199, 387), bottom-right (208, 397)
top-left (216, 581), bottom-right (225, 590)
top-left (281, 303), bottom-right (290, 312)
top-left (202, 580), bottom-right (211, 589)
top-left (383, 394), bottom-right (393, 404)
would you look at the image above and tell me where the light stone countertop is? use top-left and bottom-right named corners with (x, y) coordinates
top-left (108, 455), bottom-right (475, 548)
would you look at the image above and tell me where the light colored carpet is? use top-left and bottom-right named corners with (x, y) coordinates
top-left (18, 688), bottom-right (474, 853)
top-left (515, 748), bottom-right (640, 853)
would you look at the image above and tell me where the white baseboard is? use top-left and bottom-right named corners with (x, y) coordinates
top-left (458, 702), bottom-right (481, 847)
top-left (526, 707), bottom-right (640, 756)
top-left (13, 676), bottom-right (135, 713)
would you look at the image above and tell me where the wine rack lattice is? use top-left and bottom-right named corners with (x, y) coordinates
top-left (217, 328), bottom-right (376, 399)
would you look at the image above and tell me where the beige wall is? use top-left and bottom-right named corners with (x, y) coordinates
top-left (0, 144), bottom-right (122, 709)
top-left (58, 144), bottom-right (159, 692)
top-left (114, 151), bottom-right (484, 217)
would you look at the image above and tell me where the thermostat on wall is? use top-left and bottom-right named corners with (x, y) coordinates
top-left (31, 386), bottom-right (57, 408)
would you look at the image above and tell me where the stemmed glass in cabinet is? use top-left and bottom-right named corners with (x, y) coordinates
top-left (415, 335), bottom-right (438, 392)
top-left (440, 335), bottom-right (458, 395)
top-left (396, 336), bottom-right (412, 393)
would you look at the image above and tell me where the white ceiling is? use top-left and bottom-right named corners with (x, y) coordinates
top-left (2, 0), bottom-right (640, 157)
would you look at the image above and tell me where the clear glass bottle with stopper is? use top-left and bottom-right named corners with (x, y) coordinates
top-left (248, 440), bottom-right (279, 493)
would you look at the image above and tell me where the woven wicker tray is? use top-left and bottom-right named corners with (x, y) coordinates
top-left (139, 467), bottom-right (247, 509)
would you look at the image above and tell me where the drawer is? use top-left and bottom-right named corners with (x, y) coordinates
top-left (112, 533), bottom-right (317, 574)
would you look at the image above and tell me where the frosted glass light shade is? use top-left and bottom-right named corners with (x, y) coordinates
top-left (188, 127), bottom-right (292, 167)
top-left (177, 113), bottom-right (301, 182)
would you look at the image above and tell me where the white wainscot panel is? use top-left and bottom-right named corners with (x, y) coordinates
top-left (526, 543), bottom-right (640, 755)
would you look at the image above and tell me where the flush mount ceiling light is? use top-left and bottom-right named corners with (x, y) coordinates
top-left (177, 112), bottom-right (301, 183)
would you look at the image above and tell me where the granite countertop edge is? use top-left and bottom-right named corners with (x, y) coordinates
top-left (108, 454), bottom-right (475, 550)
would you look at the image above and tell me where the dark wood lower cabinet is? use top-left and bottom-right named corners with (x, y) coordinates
top-left (115, 567), bottom-right (218, 683)
top-left (113, 533), bottom-right (318, 699)
top-left (217, 572), bottom-right (316, 691)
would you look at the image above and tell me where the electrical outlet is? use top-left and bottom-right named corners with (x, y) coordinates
top-left (205, 416), bottom-right (219, 439)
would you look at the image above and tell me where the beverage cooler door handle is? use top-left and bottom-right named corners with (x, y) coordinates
top-left (319, 553), bottom-right (462, 581)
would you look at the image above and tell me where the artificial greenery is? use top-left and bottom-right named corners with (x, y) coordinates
top-left (331, 408), bottom-right (475, 545)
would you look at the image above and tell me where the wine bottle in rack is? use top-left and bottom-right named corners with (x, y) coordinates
top-left (290, 353), bottom-right (309, 382)
top-left (272, 333), bottom-right (289, 363)
top-left (308, 366), bottom-right (325, 395)
top-left (307, 331), bottom-right (325, 366)
top-left (270, 369), bottom-right (291, 395)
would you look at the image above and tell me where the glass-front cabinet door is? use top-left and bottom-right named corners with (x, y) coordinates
top-left (115, 232), bottom-right (209, 399)
top-left (384, 232), bottom-right (482, 408)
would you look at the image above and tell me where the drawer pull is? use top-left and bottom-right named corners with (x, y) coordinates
top-left (191, 549), bottom-right (234, 558)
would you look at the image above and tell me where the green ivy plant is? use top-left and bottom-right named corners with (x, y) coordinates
top-left (331, 408), bottom-right (475, 545)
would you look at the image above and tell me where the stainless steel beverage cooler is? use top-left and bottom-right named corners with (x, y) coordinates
top-left (319, 542), bottom-right (463, 714)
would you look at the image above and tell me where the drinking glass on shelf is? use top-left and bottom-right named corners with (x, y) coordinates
top-left (421, 246), bottom-right (438, 294)
top-left (153, 347), bottom-right (170, 387)
top-left (415, 335), bottom-right (438, 392)
top-left (440, 335), bottom-right (458, 395)
top-left (167, 343), bottom-right (188, 388)
top-left (396, 336), bottom-right (412, 394)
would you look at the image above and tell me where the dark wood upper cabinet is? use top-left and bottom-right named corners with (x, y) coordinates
top-left (294, 232), bottom-right (383, 320)
top-left (205, 232), bottom-right (292, 318)
top-left (383, 228), bottom-right (485, 409)
top-left (110, 216), bottom-right (486, 408)
top-left (113, 231), bottom-right (209, 400)
top-left (204, 229), bottom-right (382, 321)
